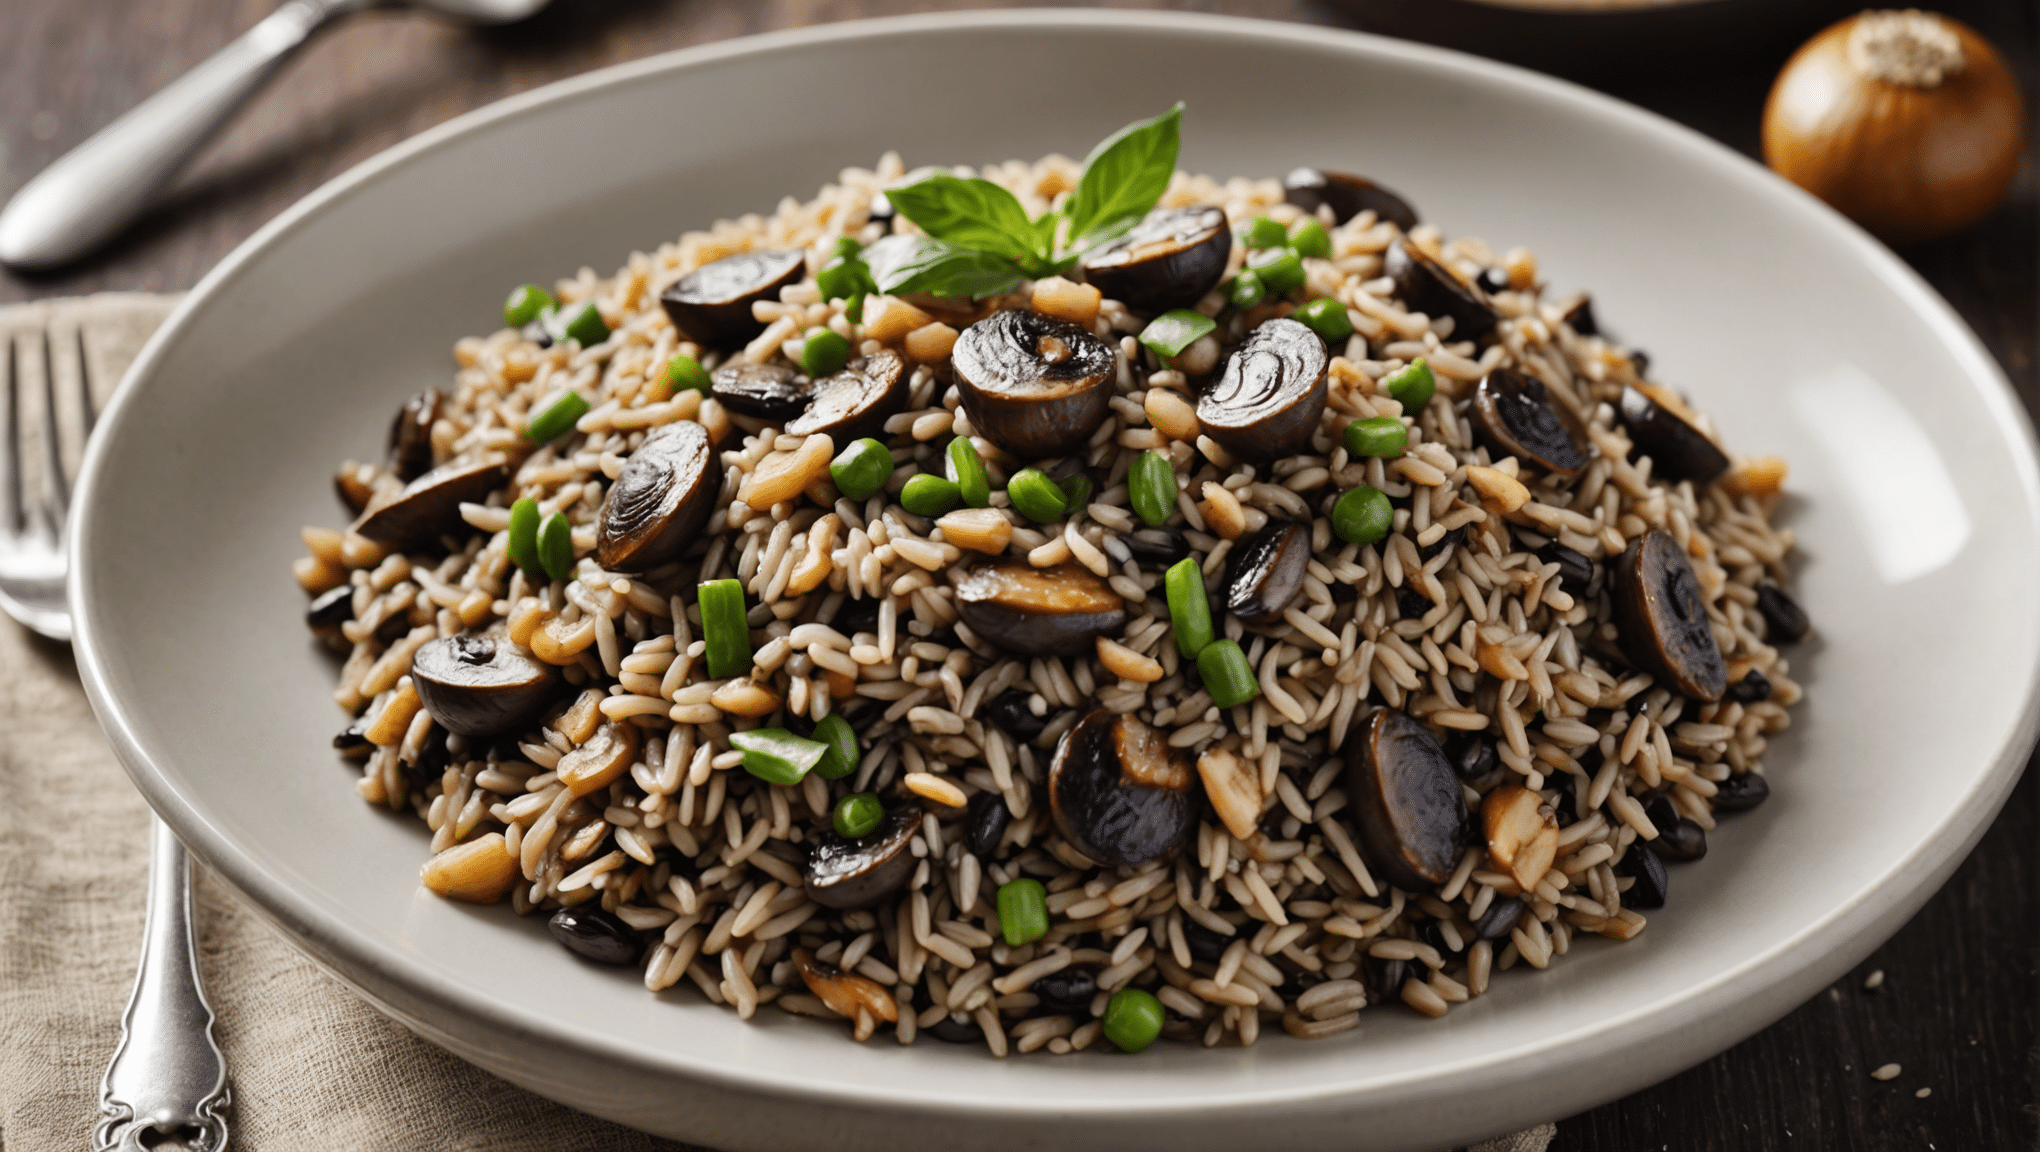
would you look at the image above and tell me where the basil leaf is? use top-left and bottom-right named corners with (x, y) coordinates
top-left (863, 234), bottom-right (1027, 298)
top-left (1067, 103), bottom-right (1182, 250)
top-left (883, 174), bottom-right (1043, 268)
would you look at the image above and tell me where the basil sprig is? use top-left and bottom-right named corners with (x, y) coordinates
top-left (870, 104), bottom-right (1183, 299)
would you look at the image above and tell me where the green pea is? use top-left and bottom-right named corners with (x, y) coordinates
top-left (802, 327), bottom-right (852, 378)
top-left (507, 497), bottom-right (543, 578)
top-left (663, 354), bottom-right (711, 394)
top-left (1227, 269), bottom-right (1267, 311)
top-left (698, 578), bottom-right (752, 680)
top-left (1165, 557), bottom-right (1214, 658)
top-left (1343, 417), bottom-right (1408, 459)
top-left (1102, 988), bottom-right (1165, 1053)
top-left (1287, 216), bottom-right (1332, 260)
top-left (1246, 246), bottom-right (1306, 298)
top-left (729, 728), bottom-right (828, 787)
top-left (536, 512), bottom-right (575, 582)
top-left (1294, 296), bottom-right (1353, 345)
top-left (1058, 472), bottom-right (1095, 514)
top-left (832, 793), bottom-right (884, 839)
top-left (1383, 357), bottom-right (1436, 417)
top-left (1005, 468), bottom-right (1069, 523)
top-left (503, 283), bottom-right (556, 328)
top-left (901, 473), bottom-right (962, 518)
top-left (945, 436), bottom-right (991, 508)
top-left (1244, 216), bottom-right (1288, 249)
top-left (830, 438), bottom-right (895, 502)
top-left (1138, 309), bottom-right (1217, 359)
top-left (526, 390), bottom-right (589, 445)
top-left (548, 300), bottom-right (609, 347)
top-left (1332, 485), bottom-right (1394, 546)
top-left (1129, 450), bottom-right (1176, 529)
top-left (997, 878), bottom-right (1049, 947)
top-left (1197, 638), bottom-right (1261, 709)
top-left (811, 713), bottom-right (860, 780)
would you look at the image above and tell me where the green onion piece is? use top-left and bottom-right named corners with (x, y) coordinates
top-left (503, 283), bottom-right (556, 328)
top-left (1129, 450), bottom-right (1176, 528)
top-left (1197, 638), bottom-right (1261, 708)
top-left (1058, 472), bottom-right (1095, 514)
top-left (1294, 296), bottom-right (1354, 345)
top-left (1103, 988), bottom-right (1165, 1053)
top-left (664, 354), bottom-right (711, 394)
top-left (549, 300), bottom-right (610, 347)
top-left (698, 578), bottom-right (752, 680)
top-left (1244, 216), bottom-right (1288, 249)
top-left (536, 512), bottom-right (575, 582)
top-left (729, 728), bottom-right (828, 787)
top-left (832, 793), bottom-right (884, 839)
top-left (830, 438), bottom-right (895, 502)
top-left (526, 390), bottom-right (589, 445)
top-left (945, 436), bottom-right (991, 508)
top-left (1138, 309), bottom-right (1217, 359)
top-left (1383, 357), bottom-right (1436, 416)
top-left (900, 473), bottom-right (962, 518)
top-left (1287, 216), bottom-right (1332, 260)
top-left (997, 878), bottom-right (1050, 946)
top-left (1246, 247), bottom-right (1306, 298)
top-left (1343, 416), bottom-right (1408, 459)
top-left (507, 497), bottom-right (543, 578)
top-left (1332, 485), bottom-right (1394, 545)
top-left (1005, 468), bottom-right (1069, 523)
top-left (810, 713), bottom-right (860, 780)
top-left (1165, 558), bottom-right (1214, 658)
top-left (1228, 269), bottom-right (1267, 311)
top-left (802, 327), bottom-right (852, 378)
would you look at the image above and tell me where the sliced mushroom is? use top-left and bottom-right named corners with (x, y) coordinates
top-left (1078, 205), bottom-right (1232, 314)
top-left (1384, 238), bottom-right (1498, 342)
top-left (596, 421), bottom-right (715, 573)
top-left (793, 947), bottom-right (899, 1041)
top-left (1471, 369), bottom-right (1588, 479)
top-left (352, 458), bottom-right (509, 550)
top-left (805, 807), bottom-right (919, 909)
top-left (1224, 520), bottom-right (1311, 624)
top-left (1123, 525), bottom-right (1190, 570)
top-left (710, 362), bottom-right (810, 423)
top-left (306, 584), bottom-right (354, 635)
top-left (388, 389), bottom-right (442, 481)
top-left (659, 249), bottom-right (806, 349)
top-left (785, 350), bottom-right (908, 442)
top-left (1343, 708), bottom-right (1468, 890)
top-left (1535, 539), bottom-right (1601, 600)
top-left (1618, 383), bottom-right (1729, 483)
top-left (952, 309), bottom-right (1117, 461)
top-left (410, 631), bottom-right (561, 737)
top-left (1048, 711), bottom-right (1197, 868)
top-left (953, 559), bottom-right (1126, 657)
top-left (1283, 167), bottom-right (1420, 231)
top-left (1610, 527), bottom-right (1726, 702)
top-left (1615, 843), bottom-right (1668, 909)
top-left (1482, 783), bottom-right (1560, 891)
top-left (981, 688), bottom-right (1050, 744)
top-left (557, 721), bottom-right (640, 797)
top-left (1196, 318), bottom-right (1328, 463)
top-left (1644, 794), bottom-right (1708, 862)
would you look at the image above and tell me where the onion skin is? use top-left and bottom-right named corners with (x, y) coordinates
top-left (1762, 13), bottom-right (2027, 247)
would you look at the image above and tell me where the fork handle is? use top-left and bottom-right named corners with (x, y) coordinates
top-left (96, 817), bottom-right (230, 1152)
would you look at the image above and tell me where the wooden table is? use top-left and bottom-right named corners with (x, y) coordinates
top-left (4, 2), bottom-right (2033, 1148)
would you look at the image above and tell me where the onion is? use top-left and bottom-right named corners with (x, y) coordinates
top-left (1762, 9), bottom-right (2027, 246)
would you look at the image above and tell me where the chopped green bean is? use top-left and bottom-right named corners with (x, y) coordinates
top-left (1228, 270), bottom-right (1267, 310)
top-left (900, 473), bottom-right (962, 518)
top-left (946, 436), bottom-right (991, 508)
top-left (536, 512), bottom-right (575, 582)
top-left (503, 283), bottom-right (556, 328)
top-left (1244, 216), bottom-right (1289, 249)
top-left (1246, 247), bottom-right (1306, 298)
top-left (698, 578), bottom-right (752, 679)
top-left (1129, 450), bottom-right (1176, 528)
top-left (547, 300), bottom-right (609, 348)
top-left (998, 878), bottom-right (1049, 946)
top-left (1287, 216), bottom-right (1331, 260)
top-left (1138, 309), bottom-right (1217, 359)
top-left (729, 728), bottom-right (828, 786)
top-left (1165, 558), bottom-right (1214, 658)
top-left (507, 497), bottom-right (543, 578)
top-left (1294, 296), bottom-right (1353, 344)
top-left (1058, 473), bottom-right (1095, 514)
top-left (1005, 468), bottom-right (1069, 523)
top-left (1343, 417), bottom-right (1408, 459)
top-left (1383, 357), bottom-right (1436, 417)
top-left (1197, 638), bottom-right (1261, 708)
top-left (525, 390), bottom-right (589, 445)
top-left (663, 354), bottom-right (711, 393)
top-left (811, 713), bottom-right (860, 781)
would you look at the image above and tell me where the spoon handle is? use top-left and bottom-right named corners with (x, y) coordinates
top-left (0, 0), bottom-right (359, 270)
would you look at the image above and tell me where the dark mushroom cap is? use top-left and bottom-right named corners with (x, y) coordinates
top-left (1617, 383), bottom-right (1729, 483)
top-left (546, 906), bottom-right (642, 966)
top-left (805, 807), bottom-right (919, 910)
top-left (1283, 167), bottom-right (1420, 231)
top-left (1561, 295), bottom-right (1599, 337)
top-left (952, 309), bottom-right (1117, 461)
top-left (1196, 318), bottom-right (1328, 463)
top-left (1471, 368), bottom-right (1589, 478)
top-left (388, 389), bottom-right (442, 481)
top-left (352, 458), bottom-right (509, 550)
top-left (785, 351), bottom-right (908, 442)
top-left (1225, 520), bottom-right (1311, 624)
top-left (1079, 205), bottom-right (1232, 314)
top-left (411, 632), bottom-right (562, 738)
top-left (710, 362), bottom-right (810, 423)
top-left (1048, 711), bottom-right (1197, 868)
top-left (981, 688), bottom-right (1050, 745)
top-left (596, 420), bottom-right (716, 574)
top-left (953, 559), bottom-right (1126, 658)
top-left (1615, 843), bottom-right (1669, 908)
top-left (1343, 708), bottom-right (1468, 890)
top-left (1123, 525), bottom-right (1191, 571)
top-left (1610, 527), bottom-right (1726, 702)
top-left (1385, 238), bottom-right (1498, 342)
top-left (659, 249), bottom-right (806, 349)
top-left (1755, 583), bottom-right (1810, 645)
top-left (1712, 772), bottom-right (1771, 813)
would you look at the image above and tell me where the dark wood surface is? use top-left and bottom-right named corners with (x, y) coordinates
top-left (3, 2), bottom-right (2034, 1148)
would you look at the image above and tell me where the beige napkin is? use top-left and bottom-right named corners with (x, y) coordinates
top-left (0, 293), bottom-right (1553, 1152)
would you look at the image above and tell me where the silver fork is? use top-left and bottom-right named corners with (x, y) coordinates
top-left (0, 328), bottom-right (232, 1151)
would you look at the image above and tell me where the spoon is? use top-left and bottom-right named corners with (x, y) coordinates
top-left (0, 0), bottom-right (548, 271)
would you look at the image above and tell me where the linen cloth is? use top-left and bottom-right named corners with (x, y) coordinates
top-left (0, 293), bottom-right (1553, 1152)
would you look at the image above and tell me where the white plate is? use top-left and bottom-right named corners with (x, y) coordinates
top-left (69, 11), bottom-right (2040, 1151)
